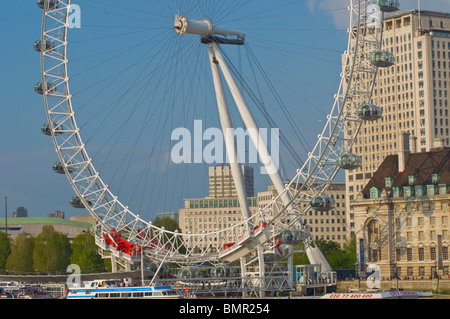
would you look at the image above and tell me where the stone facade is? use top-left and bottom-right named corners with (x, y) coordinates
top-left (353, 146), bottom-right (450, 279)
top-left (346, 9), bottom-right (450, 233)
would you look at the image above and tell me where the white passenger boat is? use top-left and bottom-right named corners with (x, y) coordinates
top-left (67, 279), bottom-right (181, 299)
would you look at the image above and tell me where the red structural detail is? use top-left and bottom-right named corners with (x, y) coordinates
top-left (104, 230), bottom-right (141, 255)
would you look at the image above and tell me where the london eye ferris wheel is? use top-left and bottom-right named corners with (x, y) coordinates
top-left (35, 0), bottom-right (399, 271)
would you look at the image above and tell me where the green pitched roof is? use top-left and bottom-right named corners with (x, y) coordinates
top-left (0, 217), bottom-right (93, 229)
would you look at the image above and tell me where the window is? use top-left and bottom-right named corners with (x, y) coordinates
top-left (430, 216), bottom-right (436, 226)
top-left (406, 218), bottom-right (412, 227)
top-left (385, 177), bottom-right (393, 188)
top-left (403, 186), bottom-right (414, 197)
top-left (419, 231), bottom-right (425, 241)
top-left (415, 186), bottom-right (424, 196)
top-left (431, 174), bottom-right (440, 184)
top-left (407, 248), bottom-right (413, 261)
top-left (372, 249), bottom-right (378, 262)
top-left (419, 266), bottom-right (425, 276)
top-left (370, 187), bottom-right (380, 199)
top-left (407, 231), bottom-right (412, 241)
top-left (430, 230), bottom-right (436, 241)
top-left (418, 247), bottom-right (424, 260)
top-left (418, 217), bottom-right (424, 226)
top-left (427, 184), bottom-right (436, 195)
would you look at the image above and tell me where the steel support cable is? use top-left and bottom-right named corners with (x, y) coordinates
top-left (219, 47), bottom-right (305, 169)
top-left (240, 44), bottom-right (311, 163)
top-left (83, 34), bottom-right (178, 168)
top-left (72, 30), bottom-right (172, 122)
top-left (244, 43), bottom-right (311, 148)
top-left (222, 0), bottom-right (311, 23)
top-left (124, 37), bottom-right (203, 214)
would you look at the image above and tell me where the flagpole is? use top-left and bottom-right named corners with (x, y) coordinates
top-left (418, 0), bottom-right (422, 31)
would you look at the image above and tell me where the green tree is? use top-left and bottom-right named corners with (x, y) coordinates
top-left (33, 225), bottom-right (72, 274)
top-left (6, 233), bottom-right (34, 274)
top-left (292, 237), bottom-right (357, 270)
top-left (70, 232), bottom-right (106, 273)
top-left (153, 216), bottom-right (180, 232)
top-left (343, 234), bottom-right (357, 265)
top-left (315, 239), bottom-right (341, 257)
top-left (0, 232), bottom-right (12, 271)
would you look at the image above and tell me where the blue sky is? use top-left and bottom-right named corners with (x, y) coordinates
top-left (0, 0), bottom-right (446, 221)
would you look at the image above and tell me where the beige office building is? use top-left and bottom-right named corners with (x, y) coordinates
top-left (208, 164), bottom-right (254, 198)
top-left (346, 9), bottom-right (450, 232)
top-left (179, 165), bottom-right (348, 248)
top-left (179, 165), bottom-right (257, 235)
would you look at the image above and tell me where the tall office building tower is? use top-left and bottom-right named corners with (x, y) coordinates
top-left (346, 9), bottom-right (450, 231)
top-left (208, 164), bottom-right (254, 198)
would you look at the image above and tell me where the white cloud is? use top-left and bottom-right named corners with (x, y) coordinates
top-left (307, 0), bottom-right (348, 29)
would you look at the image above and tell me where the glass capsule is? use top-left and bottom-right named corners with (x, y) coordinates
top-left (336, 153), bottom-right (362, 170)
top-left (369, 50), bottom-right (395, 68)
top-left (37, 0), bottom-right (59, 10)
top-left (355, 103), bottom-right (383, 121)
top-left (310, 195), bottom-right (335, 212)
top-left (373, 0), bottom-right (400, 13)
top-left (33, 40), bottom-right (55, 52)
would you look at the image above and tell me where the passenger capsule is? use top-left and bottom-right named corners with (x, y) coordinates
top-left (372, 0), bottom-right (400, 12)
top-left (52, 161), bottom-right (75, 174)
top-left (146, 262), bottom-right (158, 273)
top-left (281, 230), bottom-right (294, 244)
top-left (355, 103), bottom-right (383, 121)
top-left (69, 195), bottom-right (92, 209)
top-left (35, 82), bottom-right (56, 95)
top-left (336, 153), bottom-right (362, 170)
top-left (369, 50), bottom-right (395, 68)
top-left (33, 40), bottom-right (55, 52)
top-left (281, 229), bottom-right (305, 245)
top-left (37, 0), bottom-right (59, 10)
top-left (310, 195), bottom-right (335, 212)
top-left (41, 122), bottom-right (64, 136)
top-left (291, 229), bottom-right (306, 243)
top-left (210, 265), bottom-right (228, 278)
top-left (177, 268), bottom-right (200, 279)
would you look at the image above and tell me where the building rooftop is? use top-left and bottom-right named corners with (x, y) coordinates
top-left (385, 9), bottom-right (450, 19)
top-left (0, 217), bottom-right (93, 229)
top-left (361, 147), bottom-right (450, 199)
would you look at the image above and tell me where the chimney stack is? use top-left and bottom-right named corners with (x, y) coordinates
top-left (409, 135), bottom-right (417, 154)
top-left (398, 132), bottom-right (410, 172)
top-left (432, 138), bottom-right (445, 149)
